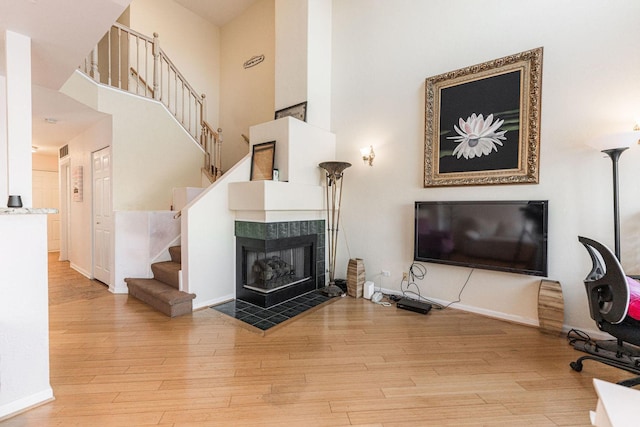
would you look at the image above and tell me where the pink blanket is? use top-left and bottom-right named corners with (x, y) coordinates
top-left (627, 276), bottom-right (640, 321)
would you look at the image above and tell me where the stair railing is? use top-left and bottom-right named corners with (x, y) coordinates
top-left (202, 120), bottom-right (223, 180)
top-left (79, 23), bottom-right (222, 182)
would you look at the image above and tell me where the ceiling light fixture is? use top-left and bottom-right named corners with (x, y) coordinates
top-left (44, 118), bottom-right (57, 124)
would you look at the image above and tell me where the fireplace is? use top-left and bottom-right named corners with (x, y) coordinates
top-left (235, 220), bottom-right (325, 307)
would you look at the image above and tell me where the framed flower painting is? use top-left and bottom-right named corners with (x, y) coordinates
top-left (424, 47), bottom-right (543, 187)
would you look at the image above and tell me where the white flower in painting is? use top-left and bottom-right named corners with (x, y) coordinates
top-left (447, 113), bottom-right (507, 159)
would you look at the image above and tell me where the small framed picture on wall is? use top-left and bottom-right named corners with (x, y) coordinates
top-left (250, 141), bottom-right (276, 181)
top-left (275, 102), bottom-right (307, 122)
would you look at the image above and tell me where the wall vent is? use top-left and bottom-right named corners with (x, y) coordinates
top-left (59, 144), bottom-right (69, 159)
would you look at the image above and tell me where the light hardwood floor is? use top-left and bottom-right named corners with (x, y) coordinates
top-left (2, 253), bottom-right (629, 426)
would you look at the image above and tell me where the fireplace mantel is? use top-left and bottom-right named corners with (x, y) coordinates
top-left (228, 180), bottom-right (324, 222)
top-left (228, 116), bottom-right (336, 223)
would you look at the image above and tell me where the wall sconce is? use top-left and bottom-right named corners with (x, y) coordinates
top-left (360, 145), bottom-right (375, 166)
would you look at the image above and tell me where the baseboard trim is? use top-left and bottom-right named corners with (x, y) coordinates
top-left (194, 293), bottom-right (235, 310)
top-left (110, 282), bottom-right (129, 294)
top-left (379, 287), bottom-right (538, 327)
top-left (70, 263), bottom-right (91, 279)
top-left (0, 388), bottom-right (54, 421)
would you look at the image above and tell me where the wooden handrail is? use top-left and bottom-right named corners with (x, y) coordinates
top-left (129, 67), bottom-right (154, 97)
top-left (79, 23), bottom-right (223, 183)
top-left (113, 21), bottom-right (151, 42)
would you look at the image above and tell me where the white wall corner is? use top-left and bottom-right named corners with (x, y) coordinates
top-left (249, 117), bottom-right (336, 184)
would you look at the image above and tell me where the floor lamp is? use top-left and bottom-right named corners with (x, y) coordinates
top-left (602, 147), bottom-right (628, 260)
top-left (590, 131), bottom-right (638, 260)
top-left (319, 161), bottom-right (351, 297)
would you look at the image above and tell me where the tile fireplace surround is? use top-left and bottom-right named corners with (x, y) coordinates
top-left (235, 219), bottom-right (325, 307)
top-left (222, 117), bottom-right (337, 326)
top-left (212, 290), bottom-right (333, 331)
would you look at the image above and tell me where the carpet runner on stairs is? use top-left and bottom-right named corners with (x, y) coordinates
top-left (125, 246), bottom-right (195, 317)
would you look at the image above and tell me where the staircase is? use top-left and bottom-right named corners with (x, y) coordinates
top-left (79, 23), bottom-right (223, 184)
top-left (125, 246), bottom-right (196, 317)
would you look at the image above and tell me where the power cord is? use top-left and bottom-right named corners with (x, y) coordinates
top-left (567, 328), bottom-right (592, 346)
top-left (400, 263), bottom-right (426, 301)
top-left (397, 263), bottom-right (473, 310)
top-left (439, 268), bottom-right (473, 309)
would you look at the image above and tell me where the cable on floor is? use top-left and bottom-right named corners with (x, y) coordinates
top-left (567, 328), bottom-right (593, 346)
top-left (397, 263), bottom-right (473, 310)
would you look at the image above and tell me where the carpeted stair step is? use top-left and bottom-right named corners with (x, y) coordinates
top-left (125, 278), bottom-right (195, 317)
top-left (151, 261), bottom-right (180, 289)
top-left (169, 245), bottom-right (181, 264)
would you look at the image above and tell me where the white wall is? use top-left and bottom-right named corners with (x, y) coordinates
top-left (102, 89), bottom-right (204, 211)
top-left (220, 0), bottom-right (275, 172)
top-left (61, 70), bottom-right (204, 279)
top-left (274, 0), bottom-right (307, 114)
top-left (183, 157), bottom-right (251, 309)
top-left (66, 115), bottom-right (112, 277)
top-left (0, 214), bottom-right (53, 418)
top-left (0, 76), bottom-right (7, 205)
top-left (275, 0), bottom-right (332, 130)
top-left (113, 210), bottom-right (180, 293)
top-left (331, 0), bottom-right (640, 331)
top-left (128, 0), bottom-right (220, 127)
top-left (62, 71), bottom-right (204, 211)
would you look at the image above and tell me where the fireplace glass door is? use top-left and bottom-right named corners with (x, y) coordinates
top-left (243, 245), bottom-right (311, 293)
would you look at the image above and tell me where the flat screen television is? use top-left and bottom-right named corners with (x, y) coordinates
top-left (414, 200), bottom-right (548, 276)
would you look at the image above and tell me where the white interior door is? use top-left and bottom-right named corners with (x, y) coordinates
top-left (32, 170), bottom-right (60, 251)
top-left (93, 147), bottom-right (112, 285)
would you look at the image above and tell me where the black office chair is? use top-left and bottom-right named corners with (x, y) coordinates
top-left (569, 236), bottom-right (640, 387)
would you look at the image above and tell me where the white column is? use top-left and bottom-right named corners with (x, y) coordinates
top-left (275, 0), bottom-right (308, 113)
top-left (275, 0), bottom-right (332, 130)
top-left (4, 30), bottom-right (33, 207)
top-left (306, 0), bottom-right (331, 130)
top-left (0, 75), bottom-right (7, 205)
top-left (0, 214), bottom-right (53, 418)
top-left (0, 30), bottom-right (52, 419)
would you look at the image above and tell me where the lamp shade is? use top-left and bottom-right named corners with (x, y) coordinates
top-left (587, 131), bottom-right (640, 151)
top-left (319, 161), bottom-right (351, 176)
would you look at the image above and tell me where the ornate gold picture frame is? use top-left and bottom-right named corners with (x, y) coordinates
top-left (424, 47), bottom-right (543, 187)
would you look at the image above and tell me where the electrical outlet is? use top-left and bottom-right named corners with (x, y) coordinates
top-left (382, 270), bottom-right (390, 277)
top-left (403, 272), bottom-right (408, 281)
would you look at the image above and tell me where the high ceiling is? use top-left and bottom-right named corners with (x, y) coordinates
top-left (0, 0), bottom-right (257, 155)
top-left (175, 0), bottom-right (257, 27)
